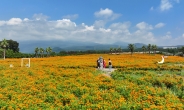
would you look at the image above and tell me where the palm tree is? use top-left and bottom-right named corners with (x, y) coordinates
top-left (142, 45), bottom-right (146, 54)
top-left (45, 48), bottom-right (49, 57)
top-left (110, 47), bottom-right (113, 54)
top-left (39, 48), bottom-right (44, 58)
top-left (117, 47), bottom-right (122, 54)
top-left (180, 46), bottom-right (184, 57)
top-left (147, 44), bottom-right (151, 54)
top-left (46, 47), bottom-right (52, 57)
top-left (0, 48), bottom-right (3, 58)
top-left (48, 47), bottom-right (52, 56)
top-left (0, 39), bottom-right (9, 60)
top-left (128, 44), bottom-right (135, 55)
top-left (35, 47), bottom-right (39, 58)
top-left (152, 44), bottom-right (157, 55)
top-left (113, 48), bottom-right (117, 54)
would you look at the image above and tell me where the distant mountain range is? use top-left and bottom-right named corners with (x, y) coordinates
top-left (18, 40), bottom-right (184, 53)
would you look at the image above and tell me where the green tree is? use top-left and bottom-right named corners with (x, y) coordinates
top-left (142, 45), bottom-right (146, 54)
top-left (39, 48), bottom-right (45, 58)
top-left (117, 47), bottom-right (122, 54)
top-left (0, 39), bottom-right (9, 60)
top-left (113, 48), bottom-right (117, 54)
top-left (46, 48), bottom-right (49, 57)
top-left (0, 48), bottom-right (3, 58)
top-left (147, 44), bottom-right (151, 54)
top-left (46, 47), bottom-right (52, 57)
top-left (128, 44), bottom-right (135, 55)
top-left (180, 46), bottom-right (184, 57)
top-left (110, 47), bottom-right (113, 54)
top-left (35, 47), bottom-right (39, 58)
top-left (48, 47), bottom-right (52, 56)
top-left (152, 44), bottom-right (157, 55)
top-left (7, 39), bottom-right (19, 52)
top-left (6, 49), bottom-right (14, 58)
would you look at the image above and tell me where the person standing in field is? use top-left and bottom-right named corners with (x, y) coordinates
top-left (108, 58), bottom-right (112, 71)
top-left (103, 59), bottom-right (106, 68)
top-left (97, 58), bottom-right (100, 68)
top-left (99, 58), bottom-right (103, 69)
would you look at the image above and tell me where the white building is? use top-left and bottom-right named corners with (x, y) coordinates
top-left (163, 46), bottom-right (177, 49)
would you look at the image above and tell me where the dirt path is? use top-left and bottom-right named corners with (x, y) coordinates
top-left (97, 68), bottom-right (116, 78)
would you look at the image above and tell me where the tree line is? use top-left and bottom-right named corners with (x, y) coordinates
top-left (0, 39), bottom-right (54, 59)
top-left (1, 39), bottom-right (184, 59)
top-left (0, 39), bottom-right (33, 59)
top-left (109, 44), bottom-right (157, 55)
top-left (111, 43), bottom-right (184, 57)
top-left (34, 47), bottom-right (52, 58)
top-left (128, 44), bottom-right (157, 55)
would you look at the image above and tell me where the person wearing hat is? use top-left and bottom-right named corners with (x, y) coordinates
top-left (108, 58), bottom-right (112, 71)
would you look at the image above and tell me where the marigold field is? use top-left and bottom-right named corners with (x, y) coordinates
top-left (0, 54), bottom-right (184, 109)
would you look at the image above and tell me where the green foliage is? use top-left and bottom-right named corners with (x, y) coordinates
top-left (45, 95), bottom-right (55, 103)
top-left (6, 39), bottom-right (19, 52)
top-left (147, 44), bottom-right (151, 54)
top-left (112, 68), bottom-right (184, 102)
top-left (115, 86), bottom-right (131, 100)
top-left (28, 71), bottom-right (34, 76)
top-left (72, 88), bottom-right (86, 98)
top-left (180, 46), bottom-right (184, 57)
top-left (128, 44), bottom-right (135, 55)
top-left (4, 49), bottom-right (34, 58)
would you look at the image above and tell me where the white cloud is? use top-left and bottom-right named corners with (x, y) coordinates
top-left (55, 19), bottom-right (76, 30)
top-left (161, 34), bottom-right (172, 39)
top-left (136, 22), bottom-right (153, 30)
top-left (108, 22), bottom-right (131, 37)
top-left (160, 0), bottom-right (173, 11)
top-left (95, 8), bottom-right (113, 18)
top-left (160, 33), bottom-right (183, 45)
top-left (0, 21), bottom-right (6, 26)
top-left (94, 8), bottom-right (121, 20)
top-left (62, 14), bottom-right (78, 20)
top-left (33, 13), bottom-right (49, 21)
top-left (130, 30), bottom-right (156, 44)
top-left (99, 28), bottom-right (111, 32)
top-left (0, 14), bottom-right (182, 46)
top-left (159, 0), bottom-right (180, 12)
top-left (7, 18), bottom-right (22, 25)
top-left (109, 22), bottom-right (131, 30)
top-left (155, 23), bottom-right (165, 28)
top-left (93, 8), bottom-right (122, 28)
top-left (93, 20), bottom-right (106, 28)
top-left (159, 32), bottom-right (172, 44)
top-left (23, 18), bottom-right (29, 21)
top-left (174, 34), bottom-right (184, 40)
top-left (82, 23), bottom-right (95, 31)
top-left (0, 16), bottom-right (143, 44)
top-left (0, 18), bottom-right (158, 44)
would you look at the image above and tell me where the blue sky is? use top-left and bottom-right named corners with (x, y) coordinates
top-left (0, 0), bottom-right (184, 46)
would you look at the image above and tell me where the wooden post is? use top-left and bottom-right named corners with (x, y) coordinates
top-left (21, 58), bottom-right (30, 67)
